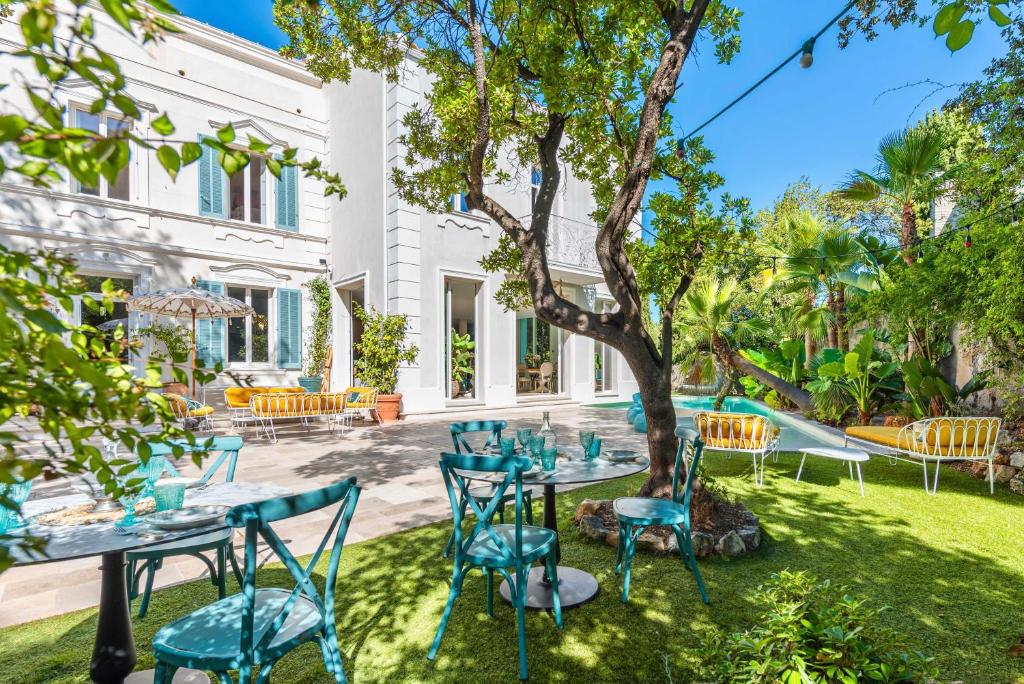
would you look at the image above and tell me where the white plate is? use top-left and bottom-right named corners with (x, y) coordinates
top-left (602, 450), bottom-right (638, 463)
top-left (146, 505), bottom-right (230, 530)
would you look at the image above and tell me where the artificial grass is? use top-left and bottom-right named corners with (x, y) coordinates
top-left (1, 454), bottom-right (1023, 683)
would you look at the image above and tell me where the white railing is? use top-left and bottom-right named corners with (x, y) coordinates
top-left (519, 214), bottom-right (600, 272)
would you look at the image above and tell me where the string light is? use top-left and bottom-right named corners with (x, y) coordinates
top-left (799, 38), bottom-right (816, 68)
top-left (771, 257), bottom-right (778, 275)
top-left (676, 0), bottom-right (858, 144)
top-left (818, 263), bottom-right (826, 281)
top-left (964, 226), bottom-right (972, 248)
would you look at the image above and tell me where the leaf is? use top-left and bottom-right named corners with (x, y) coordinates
top-left (933, 3), bottom-right (966, 35)
top-left (843, 351), bottom-right (860, 377)
top-left (946, 20), bottom-right (975, 51)
top-left (988, 4), bottom-right (1011, 26)
top-left (216, 123), bottom-right (235, 144)
top-left (156, 144), bottom-right (181, 180)
top-left (151, 113), bottom-right (175, 136)
top-left (111, 94), bottom-right (141, 120)
top-left (0, 115), bottom-right (27, 144)
top-left (247, 136), bottom-right (271, 154)
top-left (181, 142), bottom-right (202, 165)
top-left (99, 0), bottom-right (135, 33)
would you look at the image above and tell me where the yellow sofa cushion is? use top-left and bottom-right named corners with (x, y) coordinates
top-left (225, 386), bottom-right (305, 408)
top-left (845, 422), bottom-right (995, 458)
top-left (164, 393), bottom-right (214, 418)
top-left (250, 392), bottom-right (348, 418)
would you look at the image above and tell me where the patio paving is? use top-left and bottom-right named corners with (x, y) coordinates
top-left (0, 404), bottom-right (648, 628)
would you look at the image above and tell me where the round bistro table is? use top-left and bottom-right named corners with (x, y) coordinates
top-left (468, 447), bottom-right (649, 610)
top-left (10, 481), bottom-right (291, 684)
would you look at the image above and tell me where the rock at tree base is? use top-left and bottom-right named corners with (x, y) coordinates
top-left (573, 497), bottom-right (761, 559)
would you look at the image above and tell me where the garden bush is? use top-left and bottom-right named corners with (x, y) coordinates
top-left (701, 570), bottom-right (936, 683)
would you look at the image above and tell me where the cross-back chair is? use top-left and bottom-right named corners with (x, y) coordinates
top-left (126, 436), bottom-right (244, 618)
top-left (444, 421), bottom-right (534, 558)
top-left (430, 452), bottom-right (562, 681)
top-left (152, 477), bottom-right (361, 684)
top-left (613, 427), bottom-right (709, 604)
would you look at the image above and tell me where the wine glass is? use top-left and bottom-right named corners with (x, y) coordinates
top-left (516, 428), bottom-right (533, 451)
top-left (579, 430), bottom-right (596, 452)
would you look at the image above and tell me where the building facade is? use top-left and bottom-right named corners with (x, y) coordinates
top-left (0, 14), bottom-right (637, 413)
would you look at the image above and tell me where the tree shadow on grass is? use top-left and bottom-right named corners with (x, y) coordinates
top-left (1, 454), bottom-right (1022, 683)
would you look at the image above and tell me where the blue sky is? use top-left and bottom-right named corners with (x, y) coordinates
top-left (175, 1), bottom-right (1006, 213)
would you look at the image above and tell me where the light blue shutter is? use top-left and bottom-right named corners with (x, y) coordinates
top-left (198, 138), bottom-right (225, 218)
top-left (275, 163), bottom-right (298, 231)
top-left (277, 288), bottom-right (301, 369)
top-left (195, 280), bottom-right (225, 368)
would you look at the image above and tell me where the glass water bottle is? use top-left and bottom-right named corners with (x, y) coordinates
top-left (538, 411), bottom-right (557, 451)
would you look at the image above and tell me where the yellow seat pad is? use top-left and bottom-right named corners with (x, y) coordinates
top-left (694, 412), bottom-right (778, 450)
top-left (225, 386), bottom-right (305, 408)
top-left (845, 424), bottom-right (992, 458)
top-left (342, 387), bottom-right (376, 409)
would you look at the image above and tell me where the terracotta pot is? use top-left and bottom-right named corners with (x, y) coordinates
top-left (883, 415), bottom-right (912, 427)
top-left (162, 381), bottom-right (188, 396)
top-left (376, 393), bottom-right (402, 421)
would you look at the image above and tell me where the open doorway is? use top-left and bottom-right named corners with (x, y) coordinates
top-left (444, 277), bottom-right (481, 401)
top-left (515, 313), bottom-right (564, 396)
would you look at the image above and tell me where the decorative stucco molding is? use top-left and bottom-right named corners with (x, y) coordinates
top-left (209, 262), bottom-right (292, 281)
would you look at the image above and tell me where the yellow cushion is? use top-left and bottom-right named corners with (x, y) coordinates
top-left (186, 405), bottom-right (215, 417)
top-left (845, 423), bottom-right (994, 458)
top-left (694, 412), bottom-right (777, 450)
top-left (224, 387), bottom-right (269, 408)
top-left (343, 387), bottom-right (376, 409)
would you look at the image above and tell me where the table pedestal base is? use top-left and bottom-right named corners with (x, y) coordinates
top-left (498, 566), bottom-right (599, 610)
top-left (126, 669), bottom-right (210, 683)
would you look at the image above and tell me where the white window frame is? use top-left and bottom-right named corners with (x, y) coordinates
top-left (225, 285), bottom-right (275, 368)
top-left (226, 154), bottom-right (268, 225)
top-left (70, 107), bottom-right (133, 201)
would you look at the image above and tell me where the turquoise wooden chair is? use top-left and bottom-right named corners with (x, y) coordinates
top-left (613, 427), bottom-right (709, 604)
top-left (152, 477), bottom-right (361, 684)
top-left (126, 436), bottom-right (243, 618)
top-left (444, 421), bottom-right (533, 558)
top-left (430, 452), bottom-right (562, 681)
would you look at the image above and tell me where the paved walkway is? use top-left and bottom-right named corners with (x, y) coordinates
top-left (0, 404), bottom-right (648, 627)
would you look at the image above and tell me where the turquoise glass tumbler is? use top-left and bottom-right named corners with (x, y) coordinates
top-left (585, 437), bottom-right (602, 461)
top-left (0, 480), bottom-right (33, 533)
top-left (153, 482), bottom-right (186, 512)
top-left (540, 446), bottom-right (558, 472)
top-left (499, 437), bottom-right (517, 457)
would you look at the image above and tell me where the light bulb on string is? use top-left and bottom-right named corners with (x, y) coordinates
top-left (964, 227), bottom-right (972, 249)
top-left (771, 257), bottom-right (777, 276)
top-left (817, 262), bottom-right (826, 282)
top-left (799, 38), bottom-right (816, 68)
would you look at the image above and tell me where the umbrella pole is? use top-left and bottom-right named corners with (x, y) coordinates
top-left (191, 308), bottom-right (197, 399)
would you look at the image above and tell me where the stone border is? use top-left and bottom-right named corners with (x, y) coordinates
top-left (573, 498), bottom-right (762, 558)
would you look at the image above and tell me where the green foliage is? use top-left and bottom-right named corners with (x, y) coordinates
top-left (449, 330), bottom-right (475, 387)
top-left (0, 246), bottom-right (196, 571)
top-left (805, 348), bottom-right (853, 424)
top-left (901, 356), bottom-right (990, 419)
top-left (133, 321), bottom-right (191, 360)
top-left (351, 304), bottom-right (418, 394)
top-left (807, 331), bottom-right (901, 424)
top-left (303, 276), bottom-right (332, 377)
top-left (0, 1), bottom-right (344, 197)
top-left (702, 570), bottom-right (936, 683)
top-left (932, 0), bottom-right (1012, 51)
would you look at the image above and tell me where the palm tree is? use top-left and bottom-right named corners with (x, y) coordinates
top-left (837, 127), bottom-right (947, 266)
top-left (675, 277), bottom-right (811, 411)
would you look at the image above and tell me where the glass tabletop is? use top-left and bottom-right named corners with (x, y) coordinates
top-left (465, 446), bottom-right (649, 486)
top-left (10, 481), bottom-right (291, 565)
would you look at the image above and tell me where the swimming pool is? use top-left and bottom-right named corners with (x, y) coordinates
top-left (590, 395), bottom-right (844, 451)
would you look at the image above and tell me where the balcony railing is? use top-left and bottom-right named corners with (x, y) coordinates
top-left (520, 214), bottom-right (600, 272)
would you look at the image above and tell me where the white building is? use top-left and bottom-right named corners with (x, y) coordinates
top-left (0, 14), bottom-right (637, 414)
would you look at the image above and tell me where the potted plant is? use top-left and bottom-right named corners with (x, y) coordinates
top-left (133, 321), bottom-right (192, 395)
top-left (524, 352), bottom-right (541, 368)
top-left (298, 276), bottom-right (332, 392)
top-left (352, 304), bottom-right (419, 421)
top-left (450, 330), bottom-right (475, 398)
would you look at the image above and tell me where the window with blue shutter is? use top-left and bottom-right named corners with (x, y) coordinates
top-left (198, 138), bottom-right (225, 218)
top-left (277, 288), bottom-right (301, 369)
top-left (275, 164), bottom-right (298, 231)
top-left (195, 280), bottom-right (225, 368)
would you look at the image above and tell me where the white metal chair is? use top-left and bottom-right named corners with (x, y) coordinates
top-left (692, 411), bottom-right (780, 487)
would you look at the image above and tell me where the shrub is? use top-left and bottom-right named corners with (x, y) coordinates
top-left (702, 570), bottom-right (935, 683)
top-left (303, 276), bottom-right (332, 377)
top-left (352, 304), bottom-right (419, 394)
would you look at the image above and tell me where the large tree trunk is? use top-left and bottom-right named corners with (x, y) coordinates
top-left (826, 290), bottom-right (839, 349)
top-left (726, 349), bottom-right (812, 411)
top-left (632, 358), bottom-right (679, 498)
top-left (804, 330), bottom-right (815, 369)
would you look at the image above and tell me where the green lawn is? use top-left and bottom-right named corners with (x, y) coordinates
top-left (2, 454), bottom-right (1023, 683)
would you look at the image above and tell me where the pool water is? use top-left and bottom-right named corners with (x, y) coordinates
top-left (590, 395), bottom-right (842, 451)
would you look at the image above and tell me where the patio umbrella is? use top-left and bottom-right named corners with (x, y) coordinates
top-left (127, 285), bottom-right (254, 397)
